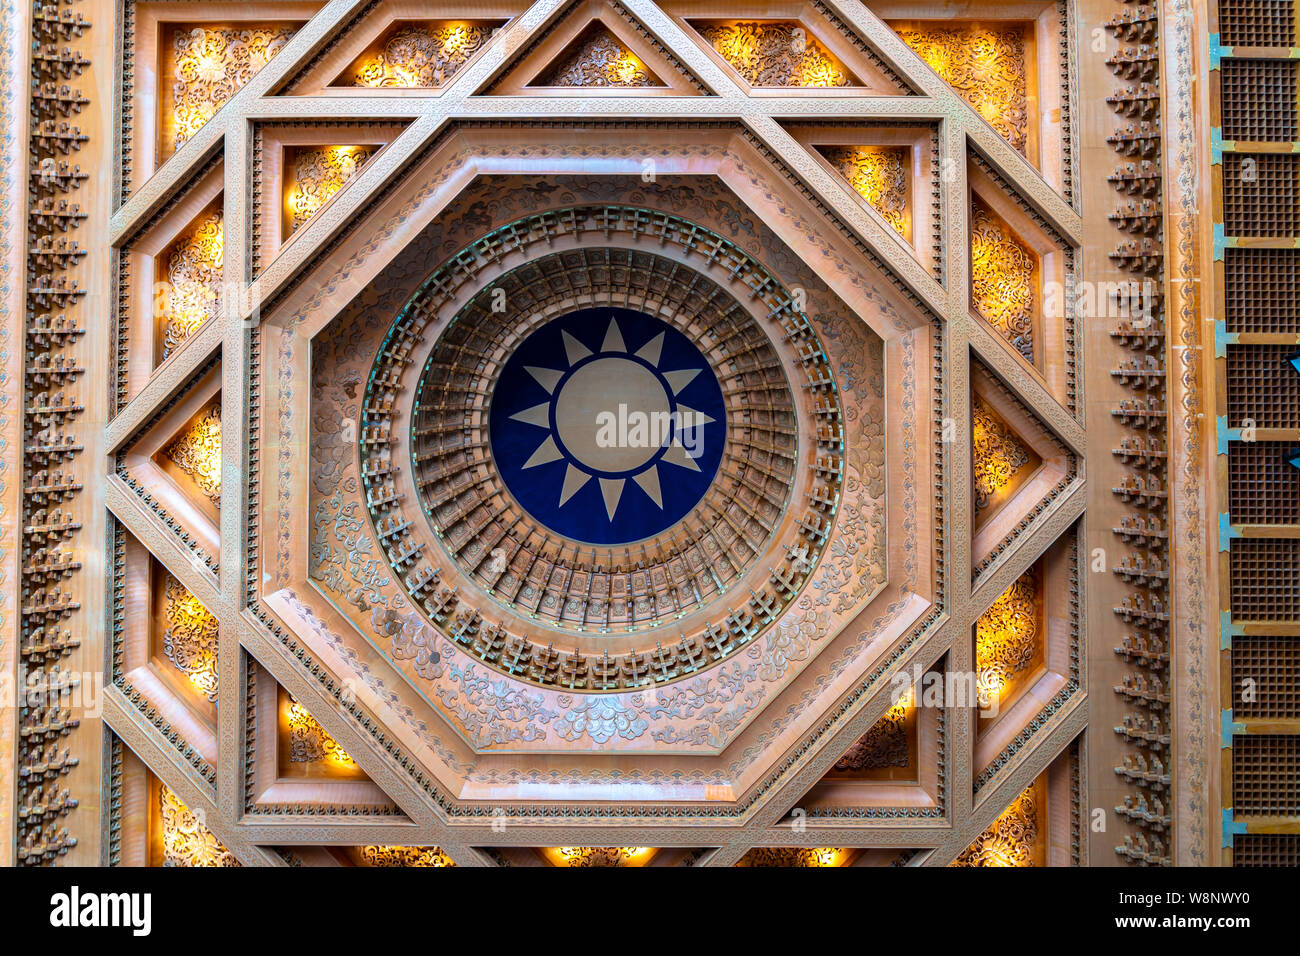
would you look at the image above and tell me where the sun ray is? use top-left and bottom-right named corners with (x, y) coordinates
top-left (561, 330), bottom-right (592, 365)
top-left (661, 440), bottom-right (701, 472)
top-left (675, 405), bottom-right (714, 428)
top-left (634, 331), bottom-right (665, 366)
top-left (663, 368), bottom-right (701, 394)
top-left (601, 318), bottom-right (627, 353)
top-left (523, 435), bottom-right (564, 469)
top-left (633, 466), bottom-right (663, 508)
top-left (509, 402), bottom-right (551, 428)
top-left (526, 365), bottom-right (564, 394)
top-left (559, 463), bottom-right (591, 506)
top-left (599, 477), bottom-right (625, 519)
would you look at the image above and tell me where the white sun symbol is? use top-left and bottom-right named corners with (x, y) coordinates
top-left (509, 317), bottom-right (714, 521)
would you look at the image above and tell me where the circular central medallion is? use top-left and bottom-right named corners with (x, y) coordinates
top-left (489, 307), bottom-right (726, 545)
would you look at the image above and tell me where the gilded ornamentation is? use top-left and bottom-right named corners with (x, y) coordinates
top-left (700, 22), bottom-right (851, 88)
top-left (164, 404), bottom-right (222, 505)
top-left (160, 785), bottom-right (239, 867)
top-left (953, 786), bottom-right (1040, 866)
top-left (538, 29), bottom-right (657, 87)
top-left (172, 27), bottom-right (295, 151)
top-left (352, 23), bottom-right (495, 88)
top-left (288, 146), bottom-right (373, 232)
top-left (161, 574), bottom-right (219, 702)
top-left (975, 571), bottom-right (1038, 708)
top-left (737, 847), bottom-right (848, 866)
top-left (287, 697), bottom-right (355, 766)
top-left (360, 845), bottom-right (455, 867)
top-left (833, 697), bottom-right (908, 771)
top-left (822, 146), bottom-right (908, 235)
top-left (161, 213), bottom-right (222, 361)
top-left (972, 396), bottom-right (1031, 511)
top-left (553, 846), bottom-right (645, 867)
top-left (970, 201), bottom-right (1035, 362)
top-left (896, 26), bottom-right (1028, 153)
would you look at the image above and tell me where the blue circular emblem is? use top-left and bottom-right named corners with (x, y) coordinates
top-left (489, 308), bottom-right (726, 545)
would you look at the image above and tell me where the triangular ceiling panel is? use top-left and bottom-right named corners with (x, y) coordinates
top-left (251, 121), bottom-right (409, 274)
top-left (115, 353), bottom-right (223, 572)
top-left (243, 657), bottom-right (409, 818)
top-left (278, 7), bottom-right (514, 94)
top-left (487, 0), bottom-right (709, 94)
top-left (676, 6), bottom-right (914, 94)
top-left (970, 355), bottom-right (1076, 580)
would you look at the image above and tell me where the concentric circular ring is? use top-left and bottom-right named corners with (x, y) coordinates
top-left (361, 206), bottom-right (845, 691)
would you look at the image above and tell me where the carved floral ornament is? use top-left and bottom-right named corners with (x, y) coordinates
top-left (161, 212), bottom-right (223, 361)
top-left (286, 697), bottom-right (355, 767)
top-left (698, 21), bottom-right (851, 88)
top-left (737, 847), bottom-right (850, 866)
top-left (288, 146), bottom-right (373, 232)
top-left (171, 26), bottom-right (296, 151)
top-left (833, 694), bottom-right (909, 771)
top-left (160, 785), bottom-right (239, 867)
top-left (161, 574), bottom-right (219, 702)
top-left (972, 395), bottom-right (1031, 511)
top-left (953, 785), bottom-right (1040, 866)
top-left (975, 571), bottom-right (1039, 708)
top-left (822, 146), bottom-right (909, 236)
top-left (164, 404), bottom-right (222, 506)
top-left (360, 845), bottom-right (455, 867)
top-left (549, 846), bottom-right (650, 867)
top-left (351, 23), bottom-right (498, 88)
top-left (970, 201), bottom-right (1036, 362)
top-left (538, 29), bottom-right (659, 87)
top-left (895, 25), bottom-right (1029, 154)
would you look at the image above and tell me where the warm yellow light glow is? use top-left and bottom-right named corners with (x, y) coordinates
top-left (160, 784), bottom-right (239, 866)
top-left (161, 573), bottom-right (220, 702)
top-left (160, 213), bottom-right (223, 360)
top-left (361, 845), bottom-right (455, 867)
top-left (547, 846), bottom-right (652, 866)
top-left (701, 21), bottom-right (850, 88)
top-left (970, 201), bottom-right (1035, 362)
top-left (171, 27), bottom-right (295, 151)
top-left (972, 396), bottom-right (1031, 511)
top-left (953, 786), bottom-right (1039, 867)
top-left (287, 145), bottom-right (372, 232)
top-left (824, 146), bottom-right (909, 236)
top-left (896, 25), bottom-right (1028, 154)
top-left (810, 847), bottom-right (848, 866)
top-left (974, 571), bottom-right (1038, 711)
top-left (286, 697), bottom-right (356, 767)
top-left (352, 23), bottom-right (495, 88)
top-left (164, 404), bottom-right (222, 504)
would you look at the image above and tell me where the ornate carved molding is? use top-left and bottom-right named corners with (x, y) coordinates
top-left (832, 698), bottom-right (909, 771)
